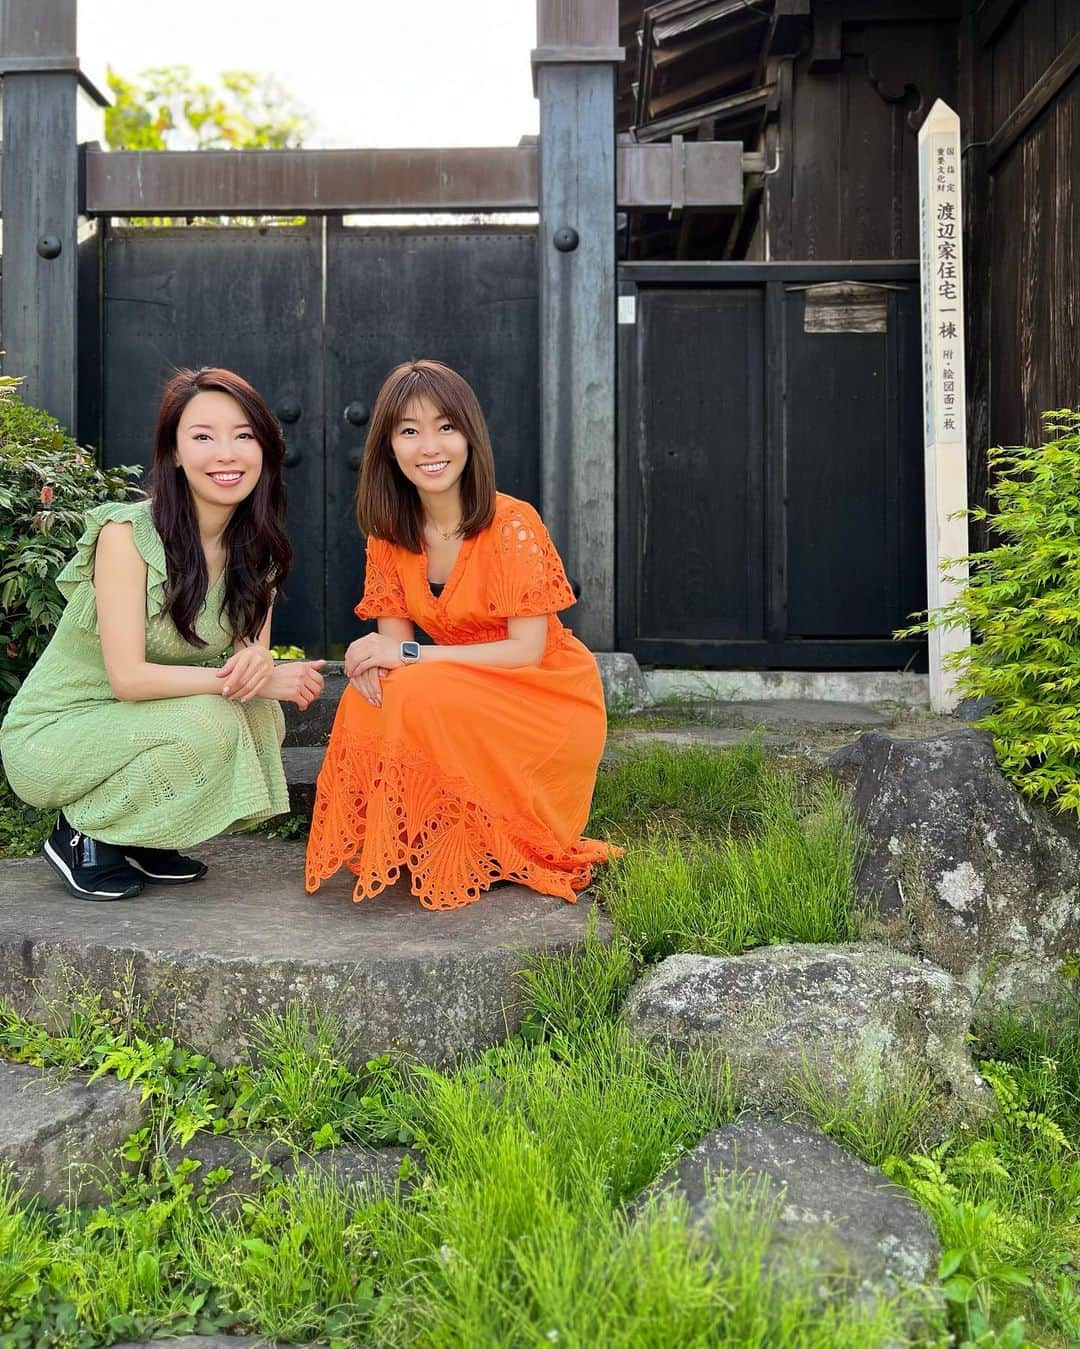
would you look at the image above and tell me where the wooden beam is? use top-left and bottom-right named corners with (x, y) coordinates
top-left (536, 0), bottom-right (619, 48)
top-left (646, 56), bottom-right (759, 118)
top-left (82, 142), bottom-right (747, 215)
top-left (617, 141), bottom-right (743, 206)
top-left (765, 0), bottom-right (811, 60)
top-left (0, 0), bottom-right (75, 59)
top-left (0, 0), bottom-right (79, 429)
top-left (636, 84), bottom-right (773, 141)
top-left (987, 32), bottom-right (1080, 169)
top-left (653, 0), bottom-right (768, 46)
top-left (535, 19), bottom-right (619, 648)
top-left (85, 147), bottom-right (541, 215)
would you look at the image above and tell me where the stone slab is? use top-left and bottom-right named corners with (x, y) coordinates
top-left (644, 670), bottom-right (930, 707)
top-left (702, 699), bottom-right (892, 729)
top-left (638, 1118), bottom-right (940, 1306)
top-left (0, 1060), bottom-right (146, 1207)
top-left (604, 726), bottom-right (825, 763)
top-left (282, 746), bottom-right (324, 813)
top-left (0, 836), bottom-right (609, 1068)
top-left (282, 673), bottom-right (346, 748)
top-left (623, 944), bottom-right (992, 1130)
top-left (282, 656), bottom-right (649, 749)
top-left (172, 1132), bottom-right (420, 1215)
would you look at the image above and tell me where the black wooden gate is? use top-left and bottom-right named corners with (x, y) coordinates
top-left (90, 221), bottom-right (539, 654)
top-left (616, 262), bottom-right (927, 670)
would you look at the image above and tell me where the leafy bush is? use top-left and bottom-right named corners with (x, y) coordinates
top-left (904, 409), bottom-right (1080, 816)
top-left (0, 380), bottom-right (141, 711)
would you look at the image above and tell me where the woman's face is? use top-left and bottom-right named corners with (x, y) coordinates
top-left (389, 395), bottom-right (469, 503)
top-left (173, 390), bottom-right (264, 514)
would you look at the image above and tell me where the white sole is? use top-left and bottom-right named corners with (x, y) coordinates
top-left (125, 855), bottom-right (206, 883)
top-left (43, 839), bottom-right (141, 900)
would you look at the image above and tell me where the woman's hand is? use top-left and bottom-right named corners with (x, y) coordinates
top-left (345, 632), bottom-right (403, 678)
top-left (217, 643), bottom-right (275, 702)
top-left (351, 665), bottom-right (389, 708)
top-left (262, 659), bottom-right (326, 710)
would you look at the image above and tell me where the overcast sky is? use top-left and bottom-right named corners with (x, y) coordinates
top-left (78, 0), bottom-right (540, 148)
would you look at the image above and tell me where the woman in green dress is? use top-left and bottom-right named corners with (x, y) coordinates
top-left (0, 367), bottom-right (325, 900)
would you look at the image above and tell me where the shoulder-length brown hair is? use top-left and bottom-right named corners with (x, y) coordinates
top-left (149, 366), bottom-right (292, 646)
top-left (356, 359), bottom-right (497, 551)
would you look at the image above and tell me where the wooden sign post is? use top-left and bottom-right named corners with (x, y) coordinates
top-left (918, 98), bottom-right (971, 712)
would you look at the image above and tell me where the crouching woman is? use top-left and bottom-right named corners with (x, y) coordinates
top-left (0, 367), bottom-right (324, 900)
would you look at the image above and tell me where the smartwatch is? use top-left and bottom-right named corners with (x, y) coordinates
top-left (400, 640), bottom-right (421, 663)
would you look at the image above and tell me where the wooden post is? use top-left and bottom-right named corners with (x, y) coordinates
top-left (0, 0), bottom-right (80, 429)
top-left (533, 0), bottom-right (623, 650)
top-left (918, 99), bottom-right (971, 712)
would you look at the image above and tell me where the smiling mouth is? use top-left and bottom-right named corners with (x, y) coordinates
top-left (419, 462), bottom-right (450, 475)
top-left (208, 471), bottom-right (244, 485)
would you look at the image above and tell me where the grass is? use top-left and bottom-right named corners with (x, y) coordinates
top-left (0, 1000), bottom-right (932, 1347)
top-left (588, 741), bottom-right (863, 961)
top-left (0, 774), bottom-right (50, 860)
top-left (0, 736), bottom-right (1076, 1344)
top-left (882, 1005), bottom-right (1080, 1346)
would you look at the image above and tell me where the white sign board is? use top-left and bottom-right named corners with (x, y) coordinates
top-left (918, 99), bottom-right (970, 712)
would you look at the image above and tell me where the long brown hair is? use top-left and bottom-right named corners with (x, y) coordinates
top-left (357, 359), bottom-right (497, 551)
top-left (148, 367), bottom-right (292, 646)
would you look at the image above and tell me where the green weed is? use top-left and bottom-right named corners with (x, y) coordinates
top-left (241, 1004), bottom-right (413, 1149)
top-left (589, 739), bottom-right (768, 839)
top-left (595, 766), bottom-right (862, 961)
top-left (788, 1054), bottom-right (938, 1165)
top-left (516, 906), bottom-right (638, 1041)
top-left (0, 773), bottom-right (51, 860)
top-left (886, 1004), bottom-right (1080, 1344)
top-left (177, 1169), bottom-right (380, 1343)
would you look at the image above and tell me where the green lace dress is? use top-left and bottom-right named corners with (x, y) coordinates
top-left (0, 500), bottom-right (288, 848)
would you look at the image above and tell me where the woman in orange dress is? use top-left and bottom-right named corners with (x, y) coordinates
top-left (305, 359), bottom-right (618, 910)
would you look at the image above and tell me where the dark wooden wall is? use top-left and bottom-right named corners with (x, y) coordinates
top-left (760, 5), bottom-right (960, 262)
top-left (962, 0), bottom-right (1080, 509)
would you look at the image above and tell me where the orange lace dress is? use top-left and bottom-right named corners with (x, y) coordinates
top-left (305, 494), bottom-right (618, 910)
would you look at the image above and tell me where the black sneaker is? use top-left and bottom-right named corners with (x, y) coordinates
top-left (43, 815), bottom-right (144, 901)
top-left (123, 846), bottom-right (208, 884)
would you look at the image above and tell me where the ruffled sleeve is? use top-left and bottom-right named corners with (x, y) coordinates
top-left (55, 498), bottom-right (167, 633)
top-left (487, 498), bottom-right (576, 618)
top-left (355, 535), bottom-right (410, 620)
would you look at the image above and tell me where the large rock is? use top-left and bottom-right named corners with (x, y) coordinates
top-left (594, 652), bottom-right (650, 713)
top-left (170, 1131), bottom-right (419, 1214)
top-left (0, 1060), bottom-right (146, 1206)
top-left (637, 1118), bottom-right (940, 1304)
top-left (847, 729), bottom-right (1080, 1013)
top-left (622, 944), bottom-right (991, 1127)
top-left (0, 835), bottom-right (611, 1069)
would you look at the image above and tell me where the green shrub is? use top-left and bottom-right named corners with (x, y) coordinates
top-left (0, 379), bottom-right (141, 712)
top-left (903, 409), bottom-right (1080, 816)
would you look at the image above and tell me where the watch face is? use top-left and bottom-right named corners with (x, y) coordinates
top-left (402, 641), bottom-right (420, 661)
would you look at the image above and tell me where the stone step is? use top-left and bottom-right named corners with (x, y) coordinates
top-left (668, 698), bottom-right (893, 730)
top-left (0, 1060), bottom-right (146, 1207)
top-left (172, 1133), bottom-right (420, 1216)
top-left (0, 836), bottom-right (606, 1069)
top-left (282, 671), bottom-right (345, 747)
top-left (281, 653), bottom-right (649, 747)
top-left (634, 1117), bottom-right (941, 1315)
top-left (283, 745), bottom-right (325, 813)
